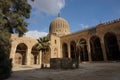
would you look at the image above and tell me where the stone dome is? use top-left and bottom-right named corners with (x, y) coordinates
top-left (49, 17), bottom-right (70, 37)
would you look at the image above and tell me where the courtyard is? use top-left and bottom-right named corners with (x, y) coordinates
top-left (7, 62), bottom-right (120, 80)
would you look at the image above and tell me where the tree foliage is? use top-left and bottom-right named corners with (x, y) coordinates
top-left (0, 0), bottom-right (33, 79)
top-left (36, 37), bottom-right (50, 52)
top-left (36, 36), bottom-right (50, 68)
top-left (0, 0), bottom-right (32, 35)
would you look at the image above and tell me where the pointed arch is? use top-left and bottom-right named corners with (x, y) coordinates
top-left (62, 43), bottom-right (68, 58)
top-left (15, 43), bottom-right (27, 65)
top-left (104, 32), bottom-right (120, 60)
top-left (31, 44), bottom-right (40, 65)
top-left (70, 40), bottom-right (76, 59)
top-left (90, 36), bottom-right (104, 61)
top-left (79, 38), bottom-right (88, 61)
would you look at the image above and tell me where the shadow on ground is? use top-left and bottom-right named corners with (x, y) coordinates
top-left (7, 62), bottom-right (120, 80)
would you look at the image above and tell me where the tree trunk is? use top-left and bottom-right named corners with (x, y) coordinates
top-left (75, 48), bottom-right (80, 68)
top-left (41, 51), bottom-right (44, 68)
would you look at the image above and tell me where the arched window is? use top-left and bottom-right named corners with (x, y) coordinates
top-left (55, 40), bottom-right (57, 44)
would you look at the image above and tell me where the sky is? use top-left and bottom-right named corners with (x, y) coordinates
top-left (25, 0), bottom-right (120, 39)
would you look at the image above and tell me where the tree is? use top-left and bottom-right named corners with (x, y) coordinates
top-left (0, 0), bottom-right (33, 79)
top-left (0, 0), bottom-right (32, 35)
top-left (75, 40), bottom-right (85, 68)
top-left (36, 36), bottom-right (50, 68)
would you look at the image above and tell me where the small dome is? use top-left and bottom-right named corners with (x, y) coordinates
top-left (49, 17), bottom-right (70, 37)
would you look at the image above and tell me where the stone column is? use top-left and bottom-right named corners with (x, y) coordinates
top-left (10, 47), bottom-right (16, 65)
top-left (26, 48), bottom-right (31, 65)
top-left (87, 40), bottom-right (92, 62)
top-left (67, 41), bottom-right (71, 58)
top-left (101, 37), bottom-right (107, 61)
top-left (39, 51), bottom-right (42, 68)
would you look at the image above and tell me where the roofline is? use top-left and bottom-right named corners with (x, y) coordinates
top-left (61, 18), bottom-right (120, 38)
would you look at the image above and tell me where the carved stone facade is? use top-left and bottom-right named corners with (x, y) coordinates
top-left (10, 17), bottom-right (120, 67)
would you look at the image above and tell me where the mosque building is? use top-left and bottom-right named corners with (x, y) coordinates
top-left (10, 16), bottom-right (120, 67)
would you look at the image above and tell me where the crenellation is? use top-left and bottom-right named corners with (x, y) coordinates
top-left (102, 18), bottom-right (120, 25)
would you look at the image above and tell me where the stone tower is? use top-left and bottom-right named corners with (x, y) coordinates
top-left (48, 17), bottom-right (70, 59)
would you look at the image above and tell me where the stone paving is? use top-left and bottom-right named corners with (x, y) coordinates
top-left (7, 62), bottom-right (120, 80)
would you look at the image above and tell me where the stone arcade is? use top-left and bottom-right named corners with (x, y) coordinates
top-left (10, 17), bottom-right (120, 67)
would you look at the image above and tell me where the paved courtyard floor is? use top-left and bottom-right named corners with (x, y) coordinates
top-left (7, 62), bottom-right (120, 80)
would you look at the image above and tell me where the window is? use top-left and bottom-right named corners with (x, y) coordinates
top-left (55, 40), bottom-right (57, 44)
